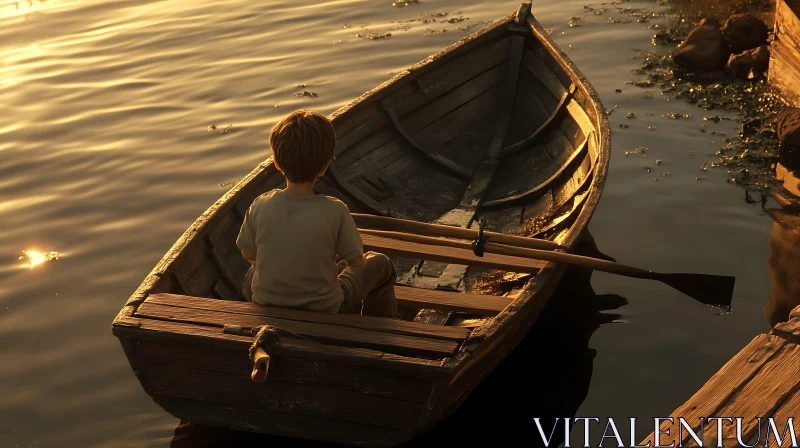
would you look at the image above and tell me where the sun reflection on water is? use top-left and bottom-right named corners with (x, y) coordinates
top-left (19, 249), bottom-right (59, 268)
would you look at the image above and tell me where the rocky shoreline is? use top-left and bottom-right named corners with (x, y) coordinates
top-left (627, 1), bottom-right (795, 194)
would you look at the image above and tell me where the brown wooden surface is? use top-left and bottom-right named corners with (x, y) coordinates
top-left (133, 338), bottom-right (434, 402)
top-left (641, 307), bottom-right (800, 447)
top-left (383, 106), bottom-right (474, 180)
top-left (396, 285), bottom-right (511, 316)
top-left (488, 133), bottom-right (588, 207)
top-left (154, 394), bottom-right (407, 447)
top-left (146, 293), bottom-right (469, 341)
top-left (770, 0), bottom-right (800, 106)
top-left (134, 302), bottom-right (458, 359)
top-left (146, 363), bottom-right (424, 429)
top-left (354, 213), bottom-right (562, 250)
top-left (114, 318), bottom-right (450, 375)
top-left (499, 85), bottom-right (574, 160)
top-left (361, 233), bottom-right (546, 274)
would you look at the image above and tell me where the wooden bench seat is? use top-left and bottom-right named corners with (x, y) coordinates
top-left (147, 293), bottom-right (469, 340)
top-left (136, 294), bottom-right (463, 359)
top-left (395, 285), bottom-right (511, 316)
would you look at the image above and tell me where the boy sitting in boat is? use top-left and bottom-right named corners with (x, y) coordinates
top-left (236, 110), bottom-right (399, 318)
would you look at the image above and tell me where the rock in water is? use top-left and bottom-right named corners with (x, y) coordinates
top-left (727, 45), bottom-right (770, 79)
top-left (722, 14), bottom-right (768, 54)
top-left (777, 108), bottom-right (800, 173)
top-left (672, 19), bottom-right (729, 73)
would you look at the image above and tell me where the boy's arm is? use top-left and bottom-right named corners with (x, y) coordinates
top-left (236, 204), bottom-right (258, 264)
top-left (336, 206), bottom-right (365, 267)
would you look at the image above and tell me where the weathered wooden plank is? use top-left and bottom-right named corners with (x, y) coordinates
top-left (641, 334), bottom-right (791, 447)
top-left (340, 60), bottom-right (510, 174)
top-left (776, 0), bottom-right (800, 59)
top-left (396, 285), bottom-right (511, 315)
top-left (400, 61), bottom-right (510, 139)
top-left (513, 67), bottom-right (553, 127)
top-left (394, 37), bottom-right (511, 111)
top-left (758, 386), bottom-right (800, 446)
top-left (500, 83), bottom-right (574, 160)
top-left (172, 243), bottom-right (221, 298)
top-left (133, 339), bottom-right (434, 402)
top-left (566, 98), bottom-right (593, 138)
top-left (374, 85), bottom-right (503, 181)
top-left (207, 212), bottom-right (250, 294)
top-left (212, 279), bottom-right (238, 301)
top-left (145, 293), bottom-right (469, 341)
top-left (491, 126), bottom-right (573, 205)
top-left (434, 38), bottom-right (537, 238)
top-left (146, 364), bottom-right (423, 429)
top-left (714, 342), bottom-right (800, 444)
top-left (773, 318), bottom-right (800, 343)
top-left (484, 134), bottom-right (589, 208)
top-left (383, 106), bottom-right (474, 180)
top-left (361, 233), bottom-right (546, 274)
top-left (551, 150), bottom-right (593, 208)
top-left (485, 35), bottom-right (525, 160)
top-left (333, 36), bottom-right (512, 159)
top-left (769, 40), bottom-right (800, 107)
top-left (328, 8), bottom-right (515, 135)
top-left (326, 165), bottom-right (391, 216)
top-left (542, 126), bottom-right (578, 162)
top-left (153, 394), bottom-right (408, 446)
top-left (353, 212), bottom-right (562, 250)
top-left (134, 302), bottom-right (458, 359)
top-left (523, 48), bottom-right (568, 100)
top-left (114, 318), bottom-right (450, 376)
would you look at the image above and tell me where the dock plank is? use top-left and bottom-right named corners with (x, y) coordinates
top-left (642, 305), bottom-right (800, 448)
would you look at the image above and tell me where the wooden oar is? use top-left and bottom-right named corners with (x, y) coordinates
top-left (352, 213), bottom-right (563, 251)
top-left (358, 229), bottom-right (735, 308)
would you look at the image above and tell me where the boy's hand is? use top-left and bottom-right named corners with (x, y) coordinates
top-left (241, 250), bottom-right (257, 265)
top-left (346, 254), bottom-right (366, 268)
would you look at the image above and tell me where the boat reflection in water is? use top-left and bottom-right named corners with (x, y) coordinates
top-left (169, 233), bottom-right (626, 447)
top-left (764, 206), bottom-right (800, 327)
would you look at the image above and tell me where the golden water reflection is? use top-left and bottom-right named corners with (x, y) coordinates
top-left (19, 249), bottom-right (59, 268)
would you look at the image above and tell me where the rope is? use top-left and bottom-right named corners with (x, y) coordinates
top-left (247, 325), bottom-right (316, 363)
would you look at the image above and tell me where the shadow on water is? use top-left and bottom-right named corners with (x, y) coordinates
top-left (168, 232), bottom-right (627, 448)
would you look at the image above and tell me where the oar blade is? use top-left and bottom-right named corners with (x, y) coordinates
top-left (656, 273), bottom-right (736, 307)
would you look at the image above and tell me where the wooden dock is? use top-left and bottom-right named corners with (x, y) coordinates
top-left (641, 305), bottom-right (800, 447)
top-left (770, 0), bottom-right (800, 106)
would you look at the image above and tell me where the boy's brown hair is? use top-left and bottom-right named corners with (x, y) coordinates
top-left (269, 110), bottom-right (336, 183)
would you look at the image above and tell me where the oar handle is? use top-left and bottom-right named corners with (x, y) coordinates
top-left (352, 213), bottom-right (563, 251)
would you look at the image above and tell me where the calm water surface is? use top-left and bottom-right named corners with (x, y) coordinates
top-left (0, 0), bottom-right (783, 446)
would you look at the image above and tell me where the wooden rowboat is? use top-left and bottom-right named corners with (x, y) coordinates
top-left (111, 3), bottom-right (610, 446)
